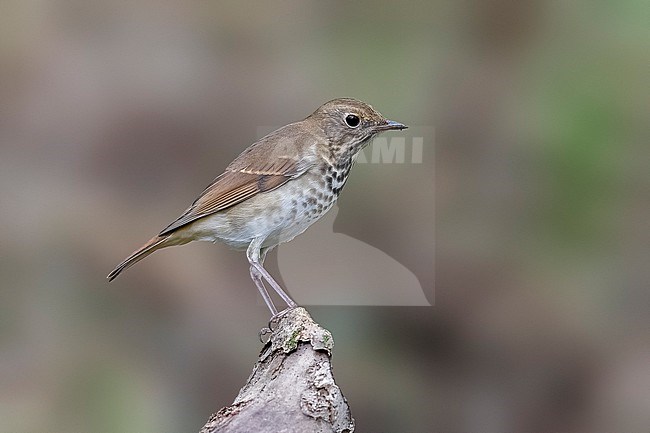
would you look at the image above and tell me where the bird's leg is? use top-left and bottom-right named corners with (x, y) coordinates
top-left (246, 239), bottom-right (298, 312)
top-left (254, 263), bottom-right (298, 309)
top-left (250, 267), bottom-right (278, 316)
top-left (267, 306), bottom-right (296, 332)
top-left (249, 247), bottom-right (278, 316)
top-left (250, 247), bottom-right (276, 341)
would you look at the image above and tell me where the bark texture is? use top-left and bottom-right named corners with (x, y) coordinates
top-left (200, 307), bottom-right (354, 433)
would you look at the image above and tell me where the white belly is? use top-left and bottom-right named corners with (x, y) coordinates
top-left (177, 174), bottom-right (336, 250)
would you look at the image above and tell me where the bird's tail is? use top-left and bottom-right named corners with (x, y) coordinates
top-left (107, 235), bottom-right (170, 282)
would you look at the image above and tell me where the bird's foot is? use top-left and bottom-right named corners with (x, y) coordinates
top-left (258, 326), bottom-right (273, 344)
top-left (269, 306), bottom-right (296, 330)
top-left (258, 306), bottom-right (297, 343)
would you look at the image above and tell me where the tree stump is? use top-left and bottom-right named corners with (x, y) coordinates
top-left (200, 307), bottom-right (355, 433)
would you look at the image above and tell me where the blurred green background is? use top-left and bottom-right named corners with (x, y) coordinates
top-left (1, 1), bottom-right (648, 432)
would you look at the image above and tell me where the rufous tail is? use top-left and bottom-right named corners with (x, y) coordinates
top-left (107, 235), bottom-right (170, 281)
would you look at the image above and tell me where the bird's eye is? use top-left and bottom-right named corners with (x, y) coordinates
top-left (344, 114), bottom-right (360, 128)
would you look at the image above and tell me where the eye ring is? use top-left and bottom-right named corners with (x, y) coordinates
top-left (344, 113), bottom-right (361, 128)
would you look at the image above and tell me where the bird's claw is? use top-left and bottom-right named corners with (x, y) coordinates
top-left (268, 306), bottom-right (295, 330)
top-left (259, 307), bottom-right (296, 343)
top-left (258, 326), bottom-right (273, 344)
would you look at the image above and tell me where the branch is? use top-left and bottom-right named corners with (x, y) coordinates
top-left (200, 307), bottom-right (355, 433)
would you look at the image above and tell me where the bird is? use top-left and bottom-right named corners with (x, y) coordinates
top-left (107, 98), bottom-right (407, 317)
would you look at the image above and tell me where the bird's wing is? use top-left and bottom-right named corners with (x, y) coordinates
top-left (158, 155), bottom-right (308, 236)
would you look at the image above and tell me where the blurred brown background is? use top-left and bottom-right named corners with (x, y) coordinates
top-left (1, 1), bottom-right (648, 432)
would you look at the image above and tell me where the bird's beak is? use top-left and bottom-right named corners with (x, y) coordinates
top-left (375, 119), bottom-right (408, 131)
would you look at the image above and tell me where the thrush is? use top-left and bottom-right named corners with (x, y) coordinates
top-left (107, 98), bottom-right (407, 316)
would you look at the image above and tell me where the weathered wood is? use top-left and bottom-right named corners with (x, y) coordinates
top-left (200, 307), bottom-right (354, 433)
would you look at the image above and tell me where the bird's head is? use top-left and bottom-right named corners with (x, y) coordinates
top-left (308, 98), bottom-right (407, 159)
